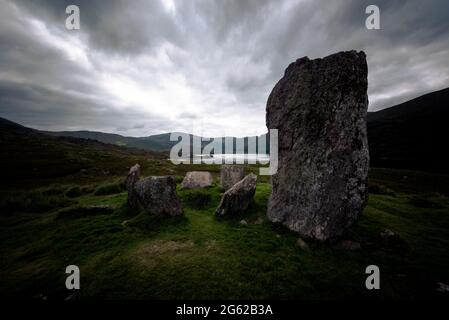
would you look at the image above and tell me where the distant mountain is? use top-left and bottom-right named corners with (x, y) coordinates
top-left (43, 130), bottom-right (174, 151)
top-left (0, 117), bottom-right (163, 183)
top-left (45, 130), bottom-right (269, 154)
top-left (367, 87), bottom-right (449, 173)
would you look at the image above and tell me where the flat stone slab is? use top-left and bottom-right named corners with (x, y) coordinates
top-left (181, 171), bottom-right (213, 189)
top-left (220, 165), bottom-right (245, 190)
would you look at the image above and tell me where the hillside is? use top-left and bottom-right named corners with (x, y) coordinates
top-left (0, 117), bottom-right (164, 187)
top-left (45, 130), bottom-right (268, 154)
top-left (367, 87), bottom-right (449, 173)
top-left (44, 130), bottom-right (175, 151)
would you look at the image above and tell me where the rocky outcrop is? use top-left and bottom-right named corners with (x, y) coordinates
top-left (266, 51), bottom-right (369, 240)
top-left (181, 171), bottom-right (213, 189)
top-left (134, 176), bottom-right (183, 216)
top-left (220, 165), bottom-right (245, 190)
top-left (216, 173), bottom-right (257, 216)
top-left (125, 164), bottom-right (141, 208)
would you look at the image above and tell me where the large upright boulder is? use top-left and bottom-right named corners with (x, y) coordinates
top-left (266, 51), bottom-right (369, 240)
top-left (216, 173), bottom-right (257, 216)
top-left (181, 171), bottom-right (213, 189)
top-left (220, 165), bottom-right (245, 190)
top-left (125, 164), bottom-right (141, 208)
top-left (134, 176), bottom-right (183, 216)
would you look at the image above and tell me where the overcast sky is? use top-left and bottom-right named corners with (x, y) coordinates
top-left (0, 0), bottom-right (448, 137)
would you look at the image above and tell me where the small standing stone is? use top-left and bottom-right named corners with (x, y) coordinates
top-left (296, 238), bottom-right (309, 250)
top-left (220, 165), bottom-right (245, 190)
top-left (216, 173), bottom-right (257, 216)
top-left (125, 164), bottom-right (141, 208)
top-left (134, 176), bottom-right (183, 216)
top-left (181, 171), bottom-right (213, 189)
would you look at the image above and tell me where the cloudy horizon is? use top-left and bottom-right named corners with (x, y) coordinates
top-left (0, 0), bottom-right (448, 137)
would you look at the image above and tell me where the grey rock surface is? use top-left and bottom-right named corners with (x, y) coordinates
top-left (266, 51), bottom-right (369, 240)
top-left (181, 171), bottom-right (213, 189)
top-left (134, 176), bottom-right (183, 216)
top-left (216, 173), bottom-right (257, 216)
top-left (126, 164), bottom-right (141, 208)
top-left (220, 165), bottom-right (245, 190)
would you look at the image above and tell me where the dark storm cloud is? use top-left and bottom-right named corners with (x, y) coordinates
top-left (14, 0), bottom-right (182, 54)
top-left (0, 79), bottom-right (171, 134)
top-left (0, 0), bottom-right (448, 136)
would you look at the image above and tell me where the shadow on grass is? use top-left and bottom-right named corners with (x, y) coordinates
top-left (125, 211), bottom-right (189, 235)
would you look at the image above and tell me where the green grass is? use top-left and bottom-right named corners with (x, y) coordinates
top-left (0, 166), bottom-right (448, 300)
top-left (94, 182), bottom-right (124, 196)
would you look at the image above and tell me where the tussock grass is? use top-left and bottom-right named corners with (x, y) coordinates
top-left (94, 182), bottom-right (124, 196)
top-left (0, 190), bottom-right (72, 215)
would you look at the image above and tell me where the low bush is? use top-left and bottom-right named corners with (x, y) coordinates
top-left (0, 191), bottom-right (72, 215)
top-left (65, 186), bottom-right (82, 198)
top-left (41, 185), bottom-right (67, 196)
top-left (94, 182), bottom-right (123, 196)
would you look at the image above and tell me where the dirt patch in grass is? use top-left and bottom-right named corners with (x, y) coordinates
top-left (136, 240), bottom-right (195, 256)
top-left (131, 239), bottom-right (196, 271)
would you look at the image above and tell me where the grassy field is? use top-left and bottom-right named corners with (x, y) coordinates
top-left (0, 162), bottom-right (448, 300)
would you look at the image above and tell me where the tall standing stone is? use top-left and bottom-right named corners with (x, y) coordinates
top-left (266, 51), bottom-right (369, 240)
top-left (126, 164), bottom-right (141, 208)
top-left (220, 165), bottom-right (245, 190)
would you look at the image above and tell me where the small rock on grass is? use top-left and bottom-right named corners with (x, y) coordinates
top-left (380, 229), bottom-right (402, 245)
top-left (296, 238), bottom-right (309, 250)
